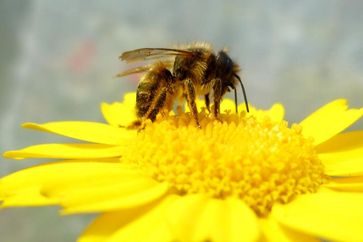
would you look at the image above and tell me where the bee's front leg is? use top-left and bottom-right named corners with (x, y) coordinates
top-left (184, 79), bottom-right (201, 128)
top-left (213, 78), bottom-right (222, 119)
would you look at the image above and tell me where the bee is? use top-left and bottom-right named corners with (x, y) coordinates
top-left (117, 61), bottom-right (179, 128)
top-left (118, 42), bottom-right (249, 128)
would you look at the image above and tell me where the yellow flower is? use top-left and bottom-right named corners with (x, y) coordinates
top-left (1, 93), bottom-right (363, 242)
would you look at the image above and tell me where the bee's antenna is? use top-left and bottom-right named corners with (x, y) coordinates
top-left (233, 86), bottom-right (238, 113)
top-left (234, 74), bottom-right (249, 113)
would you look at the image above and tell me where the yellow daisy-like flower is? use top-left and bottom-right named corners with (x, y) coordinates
top-left (1, 92), bottom-right (363, 242)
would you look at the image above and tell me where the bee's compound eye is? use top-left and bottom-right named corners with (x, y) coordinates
top-left (216, 51), bottom-right (233, 77)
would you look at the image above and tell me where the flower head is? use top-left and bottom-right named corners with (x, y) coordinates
top-left (1, 93), bottom-right (363, 242)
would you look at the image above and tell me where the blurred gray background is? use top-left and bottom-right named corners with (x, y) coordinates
top-left (0, 0), bottom-right (362, 241)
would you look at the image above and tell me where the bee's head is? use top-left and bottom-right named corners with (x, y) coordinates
top-left (216, 50), bottom-right (234, 79)
top-left (217, 50), bottom-right (249, 113)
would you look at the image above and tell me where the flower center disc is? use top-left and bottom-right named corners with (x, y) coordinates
top-left (123, 112), bottom-right (326, 216)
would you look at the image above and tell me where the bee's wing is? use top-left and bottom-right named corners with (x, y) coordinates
top-left (120, 48), bottom-right (194, 63)
top-left (115, 65), bottom-right (151, 77)
top-left (116, 61), bottom-right (174, 77)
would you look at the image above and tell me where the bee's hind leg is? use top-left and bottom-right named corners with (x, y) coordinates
top-left (212, 78), bottom-right (222, 121)
top-left (126, 119), bottom-right (146, 131)
top-left (144, 87), bottom-right (168, 121)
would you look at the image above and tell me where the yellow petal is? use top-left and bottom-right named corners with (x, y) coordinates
top-left (240, 103), bottom-right (285, 122)
top-left (330, 176), bottom-right (363, 183)
top-left (265, 103), bottom-right (285, 122)
top-left (103, 195), bottom-right (178, 242)
top-left (60, 181), bottom-right (169, 214)
top-left (0, 186), bottom-right (58, 207)
top-left (166, 195), bottom-right (260, 242)
top-left (324, 181), bottom-right (363, 192)
top-left (260, 217), bottom-right (319, 242)
top-left (0, 161), bottom-right (135, 207)
top-left (272, 190), bottom-right (363, 242)
top-left (165, 194), bottom-right (207, 241)
top-left (1, 161), bottom-right (134, 192)
top-left (320, 154), bottom-right (363, 176)
top-left (299, 99), bottom-right (363, 145)
top-left (317, 131), bottom-right (363, 176)
top-left (101, 93), bottom-right (137, 127)
top-left (316, 131), bottom-right (363, 153)
top-left (78, 200), bottom-right (162, 242)
top-left (22, 121), bottom-right (136, 145)
top-left (3, 143), bottom-right (123, 160)
top-left (41, 164), bottom-right (142, 196)
top-left (324, 176), bottom-right (363, 192)
top-left (224, 198), bottom-right (260, 242)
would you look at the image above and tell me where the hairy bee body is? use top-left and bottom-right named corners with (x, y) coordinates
top-left (118, 42), bottom-right (249, 128)
top-left (135, 62), bottom-right (176, 121)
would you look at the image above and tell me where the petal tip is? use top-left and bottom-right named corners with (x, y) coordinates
top-left (2, 151), bottom-right (12, 158)
top-left (2, 151), bottom-right (23, 160)
top-left (100, 102), bottom-right (110, 113)
top-left (271, 103), bottom-right (285, 114)
top-left (332, 99), bottom-right (348, 108)
top-left (100, 102), bottom-right (109, 108)
top-left (21, 122), bottom-right (39, 129)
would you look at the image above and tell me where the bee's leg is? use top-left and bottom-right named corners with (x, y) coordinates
top-left (184, 79), bottom-right (201, 128)
top-left (144, 87), bottom-right (167, 121)
top-left (204, 94), bottom-right (211, 113)
top-left (126, 119), bottom-right (145, 130)
top-left (136, 90), bottom-right (152, 118)
top-left (213, 78), bottom-right (222, 118)
top-left (176, 104), bottom-right (183, 115)
top-left (175, 95), bottom-right (184, 115)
